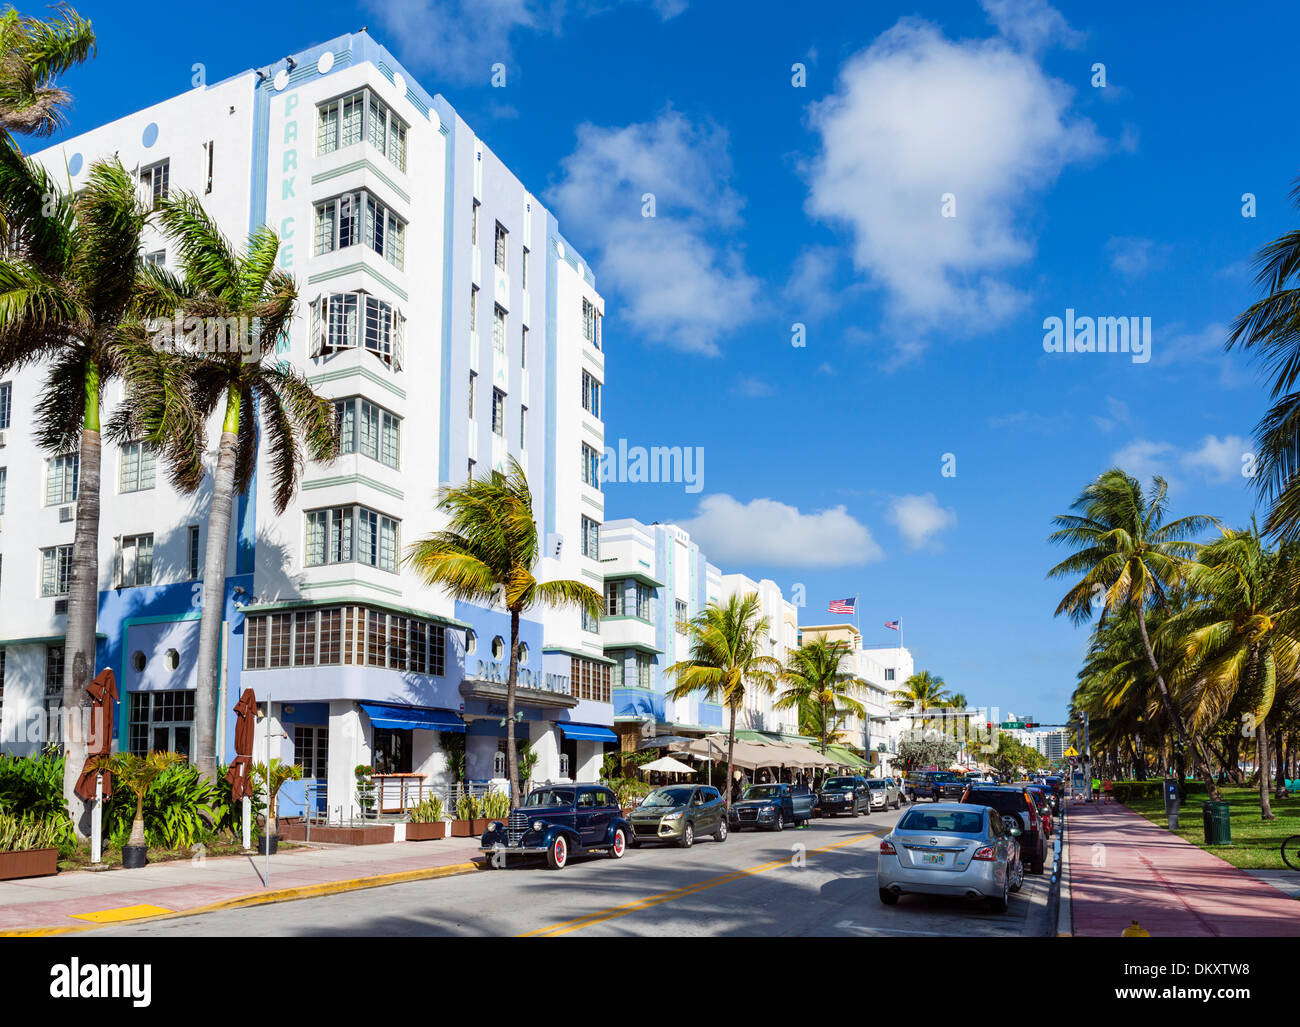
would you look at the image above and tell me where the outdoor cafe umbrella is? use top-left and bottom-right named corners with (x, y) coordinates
top-left (639, 755), bottom-right (696, 775)
top-left (225, 688), bottom-right (258, 802)
top-left (73, 669), bottom-right (118, 800)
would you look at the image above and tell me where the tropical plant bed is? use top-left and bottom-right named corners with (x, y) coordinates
top-left (405, 821), bottom-right (446, 841)
top-left (277, 823), bottom-right (394, 845)
top-left (450, 818), bottom-right (492, 837)
top-left (55, 840), bottom-right (301, 872)
top-left (1122, 786), bottom-right (1300, 870)
top-left (0, 847), bottom-right (58, 881)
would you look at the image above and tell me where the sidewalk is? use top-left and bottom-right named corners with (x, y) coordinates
top-left (1066, 799), bottom-right (1300, 936)
top-left (0, 837), bottom-right (485, 935)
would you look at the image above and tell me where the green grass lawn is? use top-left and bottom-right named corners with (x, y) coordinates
top-left (1122, 785), bottom-right (1300, 870)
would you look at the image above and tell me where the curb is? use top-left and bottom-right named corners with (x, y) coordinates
top-left (0, 859), bottom-right (486, 937)
top-left (1055, 804), bottom-right (1073, 937)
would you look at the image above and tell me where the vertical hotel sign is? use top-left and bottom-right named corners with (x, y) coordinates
top-left (273, 90), bottom-right (300, 362)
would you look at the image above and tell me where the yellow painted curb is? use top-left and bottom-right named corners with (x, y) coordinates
top-left (0, 859), bottom-right (485, 937)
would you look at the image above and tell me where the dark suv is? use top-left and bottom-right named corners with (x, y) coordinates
top-left (959, 784), bottom-right (1049, 874)
top-left (907, 771), bottom-right (967, 802)
top-left (480, 785), bottom-right (632, 870)
top-left (817, 775), bottom-right (871, 816)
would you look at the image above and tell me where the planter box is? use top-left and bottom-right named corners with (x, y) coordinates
top-left (0, 847), bottom-right (58, 881)
top-left (450, 819), bottom-right (473, 837)
top-left (471, 818), bottom-right (491, 834)
top-left (406, 821), bottom-right (447, 841)
top-left (277, 823), bottom-right (394, 845)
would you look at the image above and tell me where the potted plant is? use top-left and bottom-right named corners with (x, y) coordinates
top-left (92, 751), bottom-right (184, 867)
top-left (481, 789), bottom-right (511, 827)
top-left (406, 794), bottom-right (446, 840)
top-left (0, 811), bottom-right (64, 881)
top-left (451, 793), bottom-right (481, 837)
top-left (252, 758), bottom-right (303, 855)
top-left (355, 764), bottom-right (377, 820)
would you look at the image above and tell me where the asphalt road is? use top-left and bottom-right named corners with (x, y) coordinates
top-left (89, 803), bottom-right (1058, 937)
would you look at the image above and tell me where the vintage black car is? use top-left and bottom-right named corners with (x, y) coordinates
top-left (729, 783), bottom-right (816, 831)
top-left (480, 784), bottom-right (632, 870)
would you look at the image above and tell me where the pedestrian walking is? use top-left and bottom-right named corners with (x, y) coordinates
top-left (1103, 777), bottom-right (1114, 803)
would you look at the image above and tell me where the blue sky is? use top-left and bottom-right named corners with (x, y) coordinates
top-left (46, 0), bottom-right (1300, 724)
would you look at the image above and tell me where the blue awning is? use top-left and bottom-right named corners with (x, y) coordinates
top-left (558, 723), bottom-right (617, 743)
top-left (358, 702), bottom-right (465, 733)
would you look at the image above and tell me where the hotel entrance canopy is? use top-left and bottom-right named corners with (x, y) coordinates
top-left (558, 723), bottom-right (618, 743)
top-left (358, 702), bottom-right (465, 733)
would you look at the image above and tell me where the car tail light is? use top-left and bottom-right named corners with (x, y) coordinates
top-left (879, 839), bottom-right (896, 855)
top-left (1025, 794), bottom-right (1038, 828)
top-left (972, 845), bottom-right (996, 861)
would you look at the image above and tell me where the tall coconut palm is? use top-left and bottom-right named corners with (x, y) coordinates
top-left (1048, 468), bottom-right (1222, 796)
top-left (1162, 529), bottom-right (1300, 819)
top-left (666, 593), bottom-right (781, 812)
top-left (0, 4), bottom-right (96, 137)
top-left (890, 669), bottom-right (950, 728)
top-left (147, 192), bottom-right (337, 784)
top-left (775, 638), bottom-right (864, 754)
top-left (404, 458), bottom-right (602, 804)
top-left (0, 144), bottom-right (189, 836)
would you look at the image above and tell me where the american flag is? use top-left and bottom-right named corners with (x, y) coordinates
top-left (885, 620), bottom-right (899, 630)
top-left (828, 597), bottom-right (856, 614)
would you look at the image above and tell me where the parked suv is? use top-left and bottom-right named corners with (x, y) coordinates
top-left (959, 784), bottom-right (1049, 874)
top-left (866, 777), bottom-right (901, 811)
top-left (628, 785), bottom-right (727, 847)
top-left (730, 783), bottom-right (816, 831)
top-left (817, 776), bottom-right (871, 816)
top-left (480, 785), bottom-right (632, 870)
top-left (907, 770), bottom-right (967, 802)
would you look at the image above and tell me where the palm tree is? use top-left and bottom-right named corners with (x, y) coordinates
top-left (1048, 469), bottom-right (1222, 796)
top-left (666, 593), bottom-right (781, 812)
top-left (251, 758), bottom-right (303, 842)
top-left (775, 638), bottom-right (864, 754)
top-left (1163, 528), bottom-right (1300, 819)
top-left (404, 458), bottom-right (602, 804)
top-left (146, 193), bottom-right (337, 784)
top-left (89, 751), bottom-right (183, 850)
top-left (890, 669), bottom-right (950, 728)
top-left (0, 145), bottom-right (186, 836)
top-left (0, 4), bottom-right (96, 137)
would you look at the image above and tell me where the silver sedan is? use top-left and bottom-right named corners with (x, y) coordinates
top-left (877, 802), bottom-right (1024, 913)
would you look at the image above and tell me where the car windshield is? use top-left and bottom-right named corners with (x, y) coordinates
top-left (642, 787), bottom-right (693, 808)
top-left (868, 780), bottom-right (885, 788)
top-left (524, 788), bottom-right (574, 808)
top-left (742, 786), bottom-right (782, 800)
top-left (824, 778), bottom-right (855, 790)
top-left (898, 809), bottom-right (985, 834)
top-left (929, 772), bottom-right (958, 782)
top-left (964, 790), bottom-right (1028, 815)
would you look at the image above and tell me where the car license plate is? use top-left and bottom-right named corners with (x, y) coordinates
top-left (921, 853), bottom-right (945, 865)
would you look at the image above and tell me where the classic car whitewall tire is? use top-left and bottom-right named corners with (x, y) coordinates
top-left (610, 828), bottom-right (627, 858)
top-left (547, 835), bottom-right (568, 870)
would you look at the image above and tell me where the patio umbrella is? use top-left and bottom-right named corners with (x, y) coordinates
top-left (73, 669), bottom-right (118, 800)
top-left (639, 755), bottom-right (696, 775)
top-left (225, 688), bottom-right (258, 803)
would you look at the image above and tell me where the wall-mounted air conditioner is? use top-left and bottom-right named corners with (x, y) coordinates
top-left (54, 598), bottom-right (68, 615)
top-left (59, 506), bottom-right (73, 522)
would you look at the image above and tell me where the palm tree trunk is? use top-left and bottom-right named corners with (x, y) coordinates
top-left (1135, 607), bottom-right (1220, 799)
top-left (129, 791), bottom-right (146, 848)
top-left (1258, 713), bottom-right (1275, 820)
top-left (61, 366), bottom-right (102, 842)
top-left (820, 699), bottom-right (827, 755)
top-left (193, 387), bottom-right (240, 785)
top-left (1274, 730), bottom-right (1287, 799)
top-left (725, 703), bottom-right (736, 814)
top-left (506, 608), bottom-right (521, 803)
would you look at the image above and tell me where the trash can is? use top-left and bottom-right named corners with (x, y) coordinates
top-left (1202, 801), bottom-right (1232, 845)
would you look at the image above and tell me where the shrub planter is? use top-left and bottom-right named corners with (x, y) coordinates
top-left (450, 819), bottom-right (474, 838)
top-left (0, 847), bottom-right (58, 881)
top-left (121, 845), bottom-right (148, 869)
top-left (470, 818), bottom-right (492, 835)
top-left (406, 821), bottom-right (447, 841)
top-left (256, 835), bottom-right (279, 855)
top-left (278, 823), bottom-right (394, 845)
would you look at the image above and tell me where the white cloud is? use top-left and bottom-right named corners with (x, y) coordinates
top-left (1105, 236), bottom-right (1172, 278)
top-left (1182, 434), bottom-right (1252, 484)
top-left (677, 495), bottom-right (883, 567)
top-left (885, 493), bottom-right (958, 550)
top-left (366, 0), bottom-right (685, 84)
top-left (732, 375), bottom-right (774, 398)
top-left (1109, 434), bottom-right (1253, 490)
top-left (805, 15), bottom-right (1101, 330)
top-left (1090, 394), bottom-right (1130, 433)
top-left (1110, 439), bottom-right (1179, 486)
top-left (979, 0), bottom-right (1086, 53)
top-left (547, 111), bottom-right (762, 355)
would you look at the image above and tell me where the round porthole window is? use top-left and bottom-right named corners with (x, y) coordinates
top-left (465, 629), bottom-right (477, 655)
top-left (517, 643), bottom-right (529, 665)
top-left (165, 648), bottom-right (180, 671)
top-left (491, 636), bottom-right (505, 660)
top-left (131, 651), bottom-right (147, 673)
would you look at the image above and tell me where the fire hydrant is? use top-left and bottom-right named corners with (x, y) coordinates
top-left (1121, 919), bottom-right (1150, 937)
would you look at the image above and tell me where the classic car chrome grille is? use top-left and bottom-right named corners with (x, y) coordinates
top-left (507, 810), bottom-right (530, 846)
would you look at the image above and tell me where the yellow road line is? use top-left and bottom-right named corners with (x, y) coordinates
top-left (522, 827), bottom-right (886, 937)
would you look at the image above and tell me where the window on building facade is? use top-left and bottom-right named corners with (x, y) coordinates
top-left (40, 544), bottom-right (72, 597)
top-left (144, 250), bottom-right (166, 267)
top-left (45, 453), bottom-right (78, 505)
top-left (188, 525), bottom-right (201, 580)
top-left (304, 505), bottom-right (399, 571)
top-left (609, 656), bottom-right (622, 689)
top-left (491, 388), bottom-right (505, 437)
top-left (294, 724), bottom-right (330, 779)
top-left (471, 199), bottom-right (479, 247)
top-left (675, 599), bottom-right (688, 632)
top-left (581, 443), bottom-right (600, 489)
top-left (0, 466), bottom-right (6, 515)
top-left (885, 668), bottom-right (895, 681)
top-left (494, 221), bottom-right (507, 271)
top-left (309, 291), bottom-right (405, 369)
top-left (635, 583), bottom-right (653, 621)
top-left (469, 285), bottom-right (477, 333)
top-left (582, 605), bottom-right (599, 633)
top-left (580, 516), bottom-right (600, 560)
top-left (519, 405), bottom-right (526, 449)
top-left (45, 644), bottom-right (63, 694)
top-left (0, 381), bottom-right (10, 429)
top-left (333, 397), bottom-right (401, 468)
top-left (636, 652), bottom-right (652, 690)
top-left (468, 371), bottom-right (476, 419)
top-left (492, 304), bottom-right (506, 354)
top-left (316, 90), bottom-right (407, 171)
top-left (313, 191), bottom-right (406, 269)
top-left (570, 657), bottom-right (611, 703)
top-left (140, 160), bottom-right (169, 209)
top-left (582, 297), bottom-right (601, 349)
top-left (245, 606), bottom-right (446, 675)
top-left (128, 690), bottom-right (195, 756)
top-left (120, 533), bottom-right (154, 587)
top-left (581, 370), bottom-right (601, 418)
top-left (521, 246), bottom-right (529, 290)
top-left (119, 440), bottom-right (157, 493)
top-left (605, 580), bottom-right (622, 616)
top-left (520, 324), bottom-right (528, 369)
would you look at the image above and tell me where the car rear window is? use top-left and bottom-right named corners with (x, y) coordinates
top-left (898, 809), bottom-right (986, 834)
top-left (963, 790), bottom-right (1029, 815)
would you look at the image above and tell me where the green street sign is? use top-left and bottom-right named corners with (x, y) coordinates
top-left (1000, 721), bottom-right (1026, 729)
